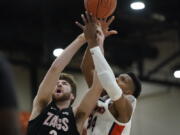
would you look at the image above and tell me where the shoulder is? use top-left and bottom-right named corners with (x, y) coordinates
top-left (29, 100), bottom-right (53, 121)
top-left (125, 95), bottom-right (136, 109)
top-left (108, 95), bottom-right (136, 124)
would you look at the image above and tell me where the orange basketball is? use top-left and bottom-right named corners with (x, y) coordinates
top-left (84, 0), bottom-right (117, 18)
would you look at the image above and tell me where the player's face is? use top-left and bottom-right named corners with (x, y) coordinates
top-left (116, 74), bottom-right (134, 95)
top-left (52, 79), bottom-right (73, 102)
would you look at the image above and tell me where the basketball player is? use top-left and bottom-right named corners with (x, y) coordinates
top-left (27, 33), bottom-right (103, 135)
top-left (0, 55), bottom-right (21, 135)
top-left (77, 12), bottom-right (142, 135)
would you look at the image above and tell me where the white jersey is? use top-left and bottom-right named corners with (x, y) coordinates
top-left (86, 95), bottom-right (136, 135)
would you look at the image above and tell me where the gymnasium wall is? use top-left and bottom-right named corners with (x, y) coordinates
top-left (131, 83), bottom-right (180, 135)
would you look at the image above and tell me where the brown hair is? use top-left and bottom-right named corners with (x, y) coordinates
top-left (59, 73), bottom-right (77, 104)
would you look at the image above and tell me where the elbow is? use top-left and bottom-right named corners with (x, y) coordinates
top-left (117, 115), bottom-right (131, 123)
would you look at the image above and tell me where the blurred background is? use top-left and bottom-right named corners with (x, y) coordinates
top-left (0, 0), bottom-right (180, 135)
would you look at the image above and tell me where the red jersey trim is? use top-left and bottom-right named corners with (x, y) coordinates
top-left (108, 123), bottom-right (125, 135)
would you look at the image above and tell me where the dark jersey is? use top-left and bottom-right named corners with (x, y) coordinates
top-left (27, 101), bottom-right (80, 135)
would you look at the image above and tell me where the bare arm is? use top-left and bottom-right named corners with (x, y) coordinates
top-left (75, 12), bottom-right (105, 133)
top-left (80, 46), bottom-right (94, 87)
top-left (111, 96), bottom-right (133, 123)
top-left (30, 34), bottom-right (86, 120)
top-left (80, 16), bottom-right (117, 88)
top-left (78, 13), bottom-right (132, 123)
top-left (75, 12), bottom-right (121, 133)
top-left (75, 72), bottom-right (103, 133)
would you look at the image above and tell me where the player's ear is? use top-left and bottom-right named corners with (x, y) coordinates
top-left (126, 89), bottom-right (133, 95)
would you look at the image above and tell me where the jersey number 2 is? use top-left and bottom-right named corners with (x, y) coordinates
top-left (49, 130), bottom-right (57, 135)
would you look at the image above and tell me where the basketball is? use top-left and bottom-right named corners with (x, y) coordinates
top-left (84, 0), bottom-right (117, 18)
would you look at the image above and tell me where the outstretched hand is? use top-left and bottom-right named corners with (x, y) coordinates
top-left (76, 11), bottom-right (104, 48)
top-left (99, 16), bottom-right (118, 37)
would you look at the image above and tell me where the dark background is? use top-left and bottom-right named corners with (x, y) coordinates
top-left (0, 0), bottom-right (180, 97)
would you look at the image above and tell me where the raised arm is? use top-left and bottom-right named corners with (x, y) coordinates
top-left (75, 71), bottom-right (103, 133)
top-left (75, 14), bottom-right (104, 133)
top-left (89, 39), bottom-right (133, 123)
top-left (80, 15), bottom-right (117, 87)
top-left (80, 47), bottom-right (94, 87)
top-left (30, 33), bottom-right (86, 120)
top-left (78, 12), bottom-right (133, 123)
top-left (90, 45), bottom-right (133, 123)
